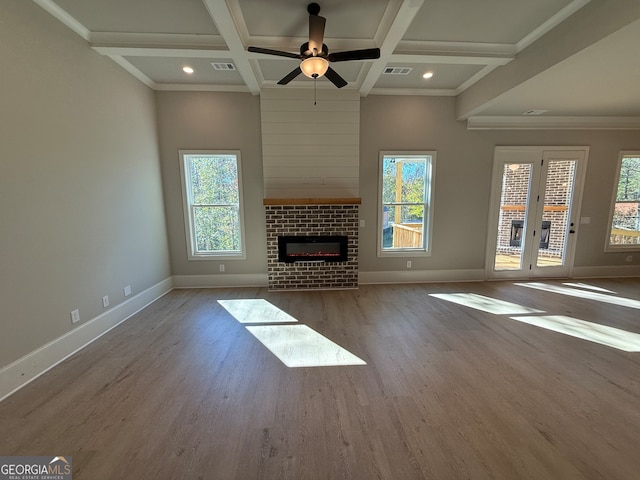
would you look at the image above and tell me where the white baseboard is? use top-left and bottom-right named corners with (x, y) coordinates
top-left (571, 265), bottom-right (640, 278)
top-left (359, 269), bottom-right (486, 284)
top-left (0, 277), bottom-right (173, 403)
top-left (172, 273), bottom-right (269, 288)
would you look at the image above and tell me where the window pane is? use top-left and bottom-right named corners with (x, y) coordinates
top-left (616, 157), bottom-right (640, 202)
top-left (610, 155), bottom-right (640, 247)
top-left (382, 157), bottom-right (427, 204)
top-left (194, 206), bottom-right (240, 252)
top-left (188, 155), bottom-right (239, 205)
top-left (382, 205), bottom-right (425, 249)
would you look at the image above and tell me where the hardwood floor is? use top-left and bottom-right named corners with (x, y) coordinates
top-left (1, 279), bottom-right (639, 479)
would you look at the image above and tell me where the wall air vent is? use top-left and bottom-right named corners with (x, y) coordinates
top-left (211, 62), bottom-right (236, 71)
top-left (383, 67), bottom-right (412, 75)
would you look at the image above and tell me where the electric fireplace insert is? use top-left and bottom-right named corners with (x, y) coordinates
top-left (278, 235), bottom-right (348, 263)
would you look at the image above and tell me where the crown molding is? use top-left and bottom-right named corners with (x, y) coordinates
top-left (33, 0), bottom-right (90, 41)
top-left (467, 116), bottom-right (640, 130)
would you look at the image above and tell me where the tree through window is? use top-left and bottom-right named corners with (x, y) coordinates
top-left (180, 151), bottom-right (246, 259)
top-left (608, 152), bottom-right (640, 249)
top-left (378, 152), bottom-right (435, 256)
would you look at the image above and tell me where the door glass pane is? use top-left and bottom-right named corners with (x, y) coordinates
top-left (536, 160), bottom-right (576, 268)
top-left (494, 163), bottom-right (533, 271)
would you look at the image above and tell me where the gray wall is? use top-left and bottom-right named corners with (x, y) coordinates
top-left (156, 90), bottom-right (639, 281)
top-left (155, 91), bottom-right (267, 276)
top-left (0, 0), bottom-right (171, 367)
top-left (360, 95), bottom-right (640, 273)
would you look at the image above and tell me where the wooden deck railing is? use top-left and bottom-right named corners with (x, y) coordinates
top-left (392, 223), bottom-right (423, 248)
top-left (610, 228), bottom-right (640, 245)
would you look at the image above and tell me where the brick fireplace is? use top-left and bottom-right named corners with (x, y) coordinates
top-left (263, 198), bottom-right (360, 290)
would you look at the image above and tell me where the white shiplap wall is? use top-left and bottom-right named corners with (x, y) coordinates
top-left (260, 88), bottom-right (360, 198)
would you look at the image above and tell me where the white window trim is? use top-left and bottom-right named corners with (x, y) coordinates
top-left (605, 150), bottom-right (640, 252)
top-left (377, 151), bottom-right (435, 258)
top-left (179, 150), bottom-right (247, 261)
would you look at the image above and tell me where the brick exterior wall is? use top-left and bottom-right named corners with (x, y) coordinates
top-left (497, 161), bottom-right (575, 258)
top-left (264, 203), bottom-right (359, 290)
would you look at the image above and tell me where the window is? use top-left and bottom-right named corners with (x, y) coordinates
top-left (607, 151), bottom-right (640, 250)
top-left (179, 150), bottom-right (246, 260)
top-left (378, 152), bottom-right (435, 256)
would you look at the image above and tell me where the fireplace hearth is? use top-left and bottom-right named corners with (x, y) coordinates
top-left (278, 235), bottom-right (348, 263)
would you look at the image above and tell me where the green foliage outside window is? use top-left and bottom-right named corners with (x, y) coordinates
top-left (612, 156), bottom-right (640, 232)
top-left (381, 155), bottom-right (431, 250)
top-left (185, 154), bottom-right (242, 254)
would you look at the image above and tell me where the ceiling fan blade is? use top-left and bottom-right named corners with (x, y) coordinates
top-left (324, 67), bottom-right (348, 88)
top-left (248, 46), bottom-right (301, 59)
top-left (308, 14), bottom-right (326, 53)
top-left (328, 48), bottom-right (381, 63)
top-left (277, 67), bottom-right (303, 85)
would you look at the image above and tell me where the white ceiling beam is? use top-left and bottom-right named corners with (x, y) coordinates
top-left (360, 0), bottom-right (425, 96)
top-left (467, 116), bottom-right (640, 130)
top-left (92, 47), bottom-right (230, 58)
top-left (89, 32), bottom-right (226, 50)
top-left (155, 84), bottom-right (251, 93)
top-left (390, 54), bottom-right (512, 66)
top-left (396, 40), bottom-right (516, 58)
top-left (201, 0), bottom-right (261, 95)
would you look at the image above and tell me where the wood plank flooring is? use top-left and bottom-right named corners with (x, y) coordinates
top-left (1, 278), bottom-right (640, 479)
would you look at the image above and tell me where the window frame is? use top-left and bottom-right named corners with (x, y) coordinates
top-left (179, 150), bottom-right (246, 261)
top-left (606, 151), bottom-right (640, 252)
top-left (377, 151), bottom-right (435, 258)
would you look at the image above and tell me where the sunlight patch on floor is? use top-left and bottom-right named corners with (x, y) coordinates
top-left (246, 325), bottom-right (367, 367)
top-left (218, 299), bottom-right (298, 324)
top-left (517, 283), bottom-right (640, 310)
top-left (429, 293), bottom-right (545, 315)
top-left (562, 282), bottom-right (615, 293)
top-left (430, 289), bottom-right (640, 352)
top-left (510, 315), bottom-right (640, 352)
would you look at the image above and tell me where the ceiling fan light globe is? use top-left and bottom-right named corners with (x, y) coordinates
top-left (300, 57), bottom-right (329, 79)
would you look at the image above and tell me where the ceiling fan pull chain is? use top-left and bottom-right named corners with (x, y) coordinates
top-left (314, 76), bottom-right (317, 105)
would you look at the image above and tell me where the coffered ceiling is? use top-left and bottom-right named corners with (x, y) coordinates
top-left (34, 0), bottom-right (640, 128)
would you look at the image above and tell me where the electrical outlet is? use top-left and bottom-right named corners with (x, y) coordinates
top-left (102, 295), bottom-right (110, 308)
top-left (407, 260), bottom-right (412, 268)
top-left (626, 255), bottom-right (633, 263)
top-left (124, 285), bottom-right (132, 297)
top-left (219, 264), bottom-right (225, 272)
top-left (71, 309), bottom-right (80, 324)
top-left (359, 219), bottom-right (365, 228)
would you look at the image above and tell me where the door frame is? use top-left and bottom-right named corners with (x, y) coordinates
top-left (485, 146), bottom-right (589, 280)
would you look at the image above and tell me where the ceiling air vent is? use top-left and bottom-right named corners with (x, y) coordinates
top-left (211, 62), bottom-right (236, 71)
top-left (522, 109), bottom-right (548, 116)
top-left (383, 66), bottom-right (412, 75)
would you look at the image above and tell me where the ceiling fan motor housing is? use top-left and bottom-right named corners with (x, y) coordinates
top-left (301, 42), bottom-right (328, 58)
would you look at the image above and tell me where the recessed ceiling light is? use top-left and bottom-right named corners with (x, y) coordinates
top-left (422, 71), bottom-right (434, 79)
top-left (182, 66), bottom-right (194, 74)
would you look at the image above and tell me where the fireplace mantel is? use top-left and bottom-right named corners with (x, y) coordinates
top-left (263, 198), bottom-right (361, 206)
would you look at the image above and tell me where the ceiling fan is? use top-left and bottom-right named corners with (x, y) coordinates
top-left (248, 2), bottom-right (380, 88)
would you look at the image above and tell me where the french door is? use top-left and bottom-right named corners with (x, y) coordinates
top-left (486, 147), bottom-right (589, 279)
